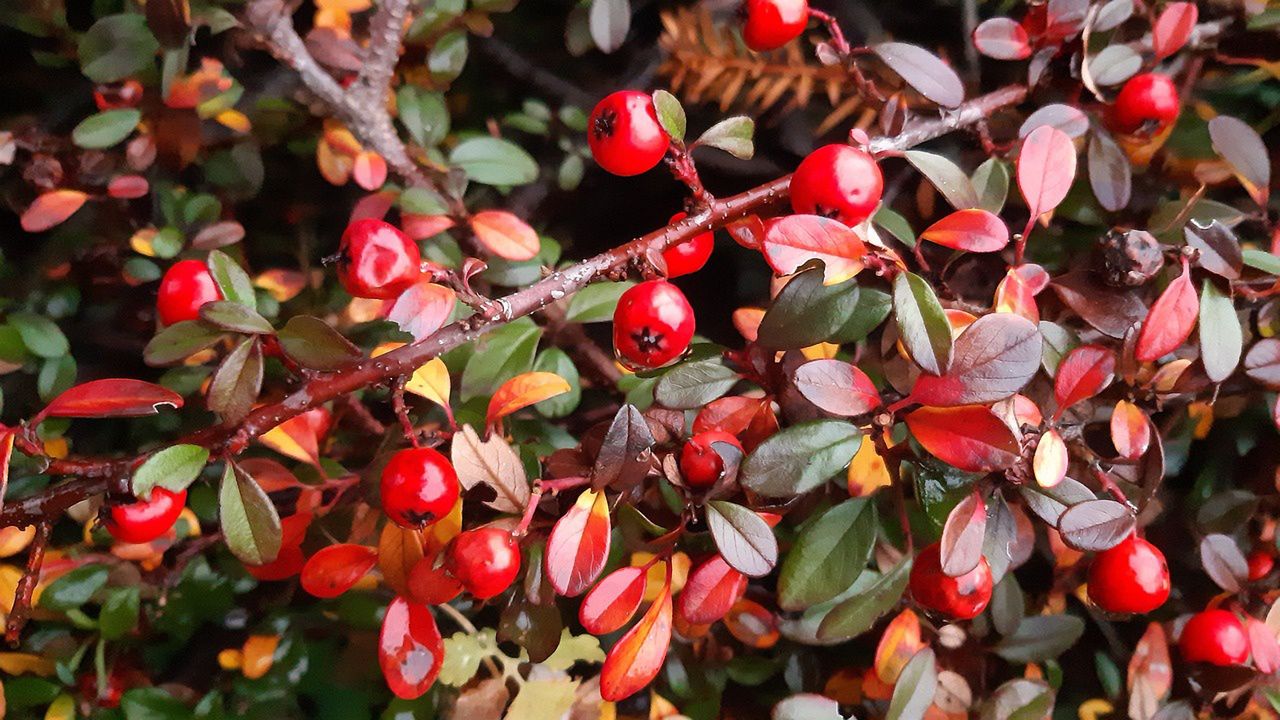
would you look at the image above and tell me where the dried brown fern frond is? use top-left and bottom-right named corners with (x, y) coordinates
top-left (658, 6), bottom-right (867, 135)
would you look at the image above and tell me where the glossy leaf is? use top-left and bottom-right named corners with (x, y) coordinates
top-left (1019, 104), bottom-right (1090, 138)
top-left (1110, 400), bottom-right (1150, 460)
top-left (940, 490), bottom-right (987, 577)
top-left (545, 489), bottom-right (611, 596)
top-left (43, 378), bottom-right (183, 419)
top-left (600, 581), bottom-right (672, 702)
top-left (1088, 131), bottom-right (1131, 212)
top-left (905, 151), bottom-right (978, 210)
top-left (301, 544), bottom-right (378, 598)
top-left (886, 648), bottom-right (938, 720)
top-left (1152, 2), bottom-right (1197, 59)
top-left (1018, 126), bottom-right (1076, 232)
top-left (762, 215), bottom-right (867, 284)
top-left (873, 42), bottom-right (964, 107)
top-left (580, 566), bottom-right (647, 634)
top-left (1033, 429), bottom-right (1068, 489)
top-left (486, 371), bottom-right (570, 426)
top-left (1198, 280), bottom-right (1241, 383)
top-left (131, 444), bottom-right (209, 499)
top-left (388, 281), bottom-right (456, 342)
top-left (757, 265), bottom-right (861, 349)
top-left (893, 271), bottom-right (952, 375)
top-left (909, 313), bottom-right (1041, 406)
top-left (740, 420), bottom-right (861, 497)
top-left (379, 596), bottom-right (444, 699)
top-left (654, 357), bottom-right (739, 409)
top-left (1209, 115), bottom-right (1270, 208)
top-left (919, 209), bottom-right (1009, 252)
top-left (1199, 533), bottom-right (1247, 593)
top-left (1135, 260), bottom-right (1197, 363)
top-left (817, 557), bottom-right (913, 641)
top-left (973, 18), bottom-right (1031, 60)
top-left (219, 463), bottom-right (283, 566)
top-left (470, 210), bottom-right (540, 261)
top-left (677, 554), bottom-right (748, 625)
top-left (706, 501), bottom-right (778, 578)
top-left (278, 316), bottom-right (361, 371)
top-left (208, 336), bottom-right (263, 423)
top-left (1053, 345), bottom-right (1115, 417)
top-left (1184, 221), bottom-right (1243, 280)
top-left (591, 404), bottom-right (655, 490)
top-left (794, 359), bottom-right (881, 417)
top-left (1057, 499), bottom-right (1134, 552)
top-left (905, 405), bottom-right (1019, 472)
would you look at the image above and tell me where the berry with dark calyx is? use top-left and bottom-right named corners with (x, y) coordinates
top-left (1109, 73), bottom-right (1180, 136)
top-left (1087, 535), bottom-right (1170, 614)
top-left (336, 218), bottom-right (422, 299)
top-left (445, 527), bottom-right (521, 600)
top-left (1247, 549), bottom-right (1274, 581)
top-left (679, 431), bottom-right (743, 489)
top-left (741, 0), bottom-right (810, 52)
top-left (104, 487), bottom-right (188, 544)
top-left (380, 447), bottom-right (460, 529)
top-left (1179, 609), bottom-right (1249, 666)
top-left (1098, 229), bottom-right (1164, 287)
top-left (663, 212), bottom-right (715, 277)
top-left (156, 259), bottom-right (222, 326)
top-left (587, 91), bottom-right (670, 177)
top-left (789, 144), bottom-right (884, 227)
top-left (908, 542), bottom-right (993, 620)
top-left (612, 279), bottom-right (696, 369)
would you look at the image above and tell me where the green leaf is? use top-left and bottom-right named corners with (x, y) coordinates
top-left (277, 316), bottom-right (362, 371)
top-left (198, 300), bottom-right (273, 334)
top-left (564, 281), bottom-right (634, 323)
top-left (832, 287), bottom-right (892, 343)
top-left (79, 15), bottom-right (160, 83)
top-left (653, 357), bottom-right (739, 409)
top-left (893, 271), bottom-right (952, 375)
top-left (207, 337), bottom-right (262, 423)
top-left (120, 687), bottom-right (193, 720)
top-left (972, 156), bottom-right (1010, 213)
top-left (534, 349), bottom-right (581, 418)
top-left (132, 444), bottom-right (210, 499)
top-left (740, 420), bottom-right (861, 497)
top-left (218, 463), bottom-right (281, 566)
top-left (460, 318), bottom-right (541, 399)
top-left (399, 186), bottom-right (450, 216)
top-left (757, 264), bottom-right (860, 349)
top-left (206, 250), bottom-right (255, 309)
top-left (144, 321), bottom-right (225, 366)
top-left (706, 500), bottom-right (778, 577)
top-left (38, 355), bottom-right (76, 403)
top-left (887, 648), bottom-right (938, 720)
top-left (905, 150), bottom-right (978, 209)
top-left (873, 206), bottom-right (916, 248)
top-left (651, 90), bottom-right (686, 142)
top-left (1243, 248), bottom-right (1280, 275)
top-left (428, 30), bottom-right (469, 82)
top-left (994, 614), bottom-right (1085, 663)
top-left (1199, 280), bottom-right (1241, 383)
top-left (396, 86), bottom-right (449, 148)
top-left (99, 586), bottom-right (140, 640)
top-left (9, 311), bottom-right (69, 359)
top-left (72, 109), bottom-right (141, 149)
top-left (816, 557), bottom-right (912, 641)
top-left (696, 116), bottom-right (754, 159)
top-left (449, 137), bottom-right (538, 186)
top-left (39, 565), bottom-right (110, 611)
top-left (778, 499), bottom-right (877, 610)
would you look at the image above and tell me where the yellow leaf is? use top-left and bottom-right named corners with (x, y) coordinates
top-left (486, 372), bottom-right (570, 425)
top-left (847, 439), bottom-right (891, 498)
top-left (630, 552), bottom-right (690, 601)
top-left (874, 609), bottom-right (924, 684)
top-left (0, 564), bottom-right (23, 614)
top-left (800, 342), bottom-right (839, 360)
top-left (374, 343), bottom-right (453, 411)
top-left (254, 269), bottom-right (308, 302)
top-left (423, 497), bottom-right (462, 556)
top-left (378, 522), bottom-right (425, 596)
top-left (130, 227), bottom-right (159, 257)
top-left (0, 652), bottom-right (56, 676)
top-left (1078, 699), bottom-right (1114, 720)
top-left (0, 526), bottom-right (35, 558)
top-left (216, 109), bottom-right (251, 134)
top-left (44, 693), bottom-right (74, 720)
top-left (504, 678), bottom-right (578, 720)
top-left (218, 648), bottom-right (243, 670)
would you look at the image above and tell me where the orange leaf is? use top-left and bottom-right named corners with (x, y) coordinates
top-left (920, 209), bottom-right (1010, 252)
top-left (470, 210), bottom-right (540, 261)
top-left (1135, 258), bottom-right (1197, 363)
top-left (1110, 400), bottom-right (1151, 460)
top-left (316, 138), bottom-right (353, 185)
top-left (301, 544), bottom-right (378, 598)
top-left (353, 150), bottom-right (388, 191)
top-left (486, 372), bottom-right (571, 426)
top-left (241, 635), bottom-right (280, 680)
top-left (259, 407), bottom-right (333, 466)
top-left (600, 578), bottom-right (673, 702)
top-left (21, 190), bottom-right (89, 232)
top-left (904, 405), bottom-right (1019, 472)
top-left (847, 439), bottom-right (892, 498)
top-left (379, 523), bottom-right (427, 596)
top-left (762, 215), bottom-right (867, 283)
top-left (545, 489), bottom-right (611, 597)
top-left (874, 609), bottom-right (925, 684)
top-left (402, 214), bottom-right (457, 239)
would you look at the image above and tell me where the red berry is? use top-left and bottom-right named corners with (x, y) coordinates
top-left (1087, 535), bottom-right (1170, 614)
top-left (1248, 549), bottom-right (1274, 581)
top-left (336, 218), bottom-right (422, 299)
top-left (789, 144), bottom-right (884, 226)
top-left (445, 527), bottom-right (521, 600)
top-left (1179, 609), bottom-right (1250, 666)
top-left (741, 0), bottom-right (810, 52)
top-left (1109, 73), bottom-right (1180, 136)
top-left (104, 487), bottom-right (188, 544)
top-left (679, 431), bottom-right (743, 488)
top-left (156, 259), bottom-right (222, 326)
top-left (78, 670), bottom-right (125, 709)
top-left (587, 91), bottom-right (670, 177)
top-left (663, 212), bottom-right (715, 277)
top-left (94, 79), bottom-right (143, 111)
top-left (612, 279), bottom-right (696, 369)
top-left (908, 542), bottom-right (993, 620)
top-left (380, 447), bottom-right (460, 529)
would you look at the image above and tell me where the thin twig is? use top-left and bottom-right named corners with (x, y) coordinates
top-left (5, 521), bottom-right (50, 644)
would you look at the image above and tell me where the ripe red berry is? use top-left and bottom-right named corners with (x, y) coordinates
top-left (1179, 609), bottom-right (1250, 666)
top-left (663, 212), bottom-right (715, 277)
top-left (1087, 535), bottom-right (1170, 614)
top-left (1109, 73), bottom-right (1180, 136)
top-left (587, 91), bottom-right (670, 177)
top-left (380, 447), bottom-right (460, 529)
top-left (336, 218), bottom-right (422, 299)
top-left (94, 79), bottom-right (143, 111)
top-left (445, 527), bottom-right (521, 600)
top-left (741, 0), bottom-right (810, 52)
top-left (908, 542), bottom-right (993, 620)
top-left (612, 279), bottom-right (696, 369)
top-left (1248, 549), bottom-right (1274, 581)
top-left (104, 487), bottom-right (188, 544)
top-left (78, 670), bottom-right (125, 708)
top-left (679, 431), bottom-right (744, 489)
top-left (156, 259), bottom-right (222, 326)
top-left (789, 144), bottom-right (884, 227)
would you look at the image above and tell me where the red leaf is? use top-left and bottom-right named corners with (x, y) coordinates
top-left (676, 554), bottom-right (748, 625)
top-left (994, 268), bottom-right (1039, 322)
top-left (387, 281), bottom-right (457, 342)
top-left (904, 405), bottom-right (1019, 472)
top-left (402, 214), bottom-right (457, 239)
top-left (762, 215), bottom-right (867, 284)
top-left (407, 559), bottom-right (463, 605)
top-left (1152, 2), bottom-right (1197, 60)
top-left (1135, 259), bottom-right (1197, 363)
top-left (600, 579), bottom-right (673, 702)
top-left (973, 18), bottom-right (1031, 60)
top-left (43, 379), bottom-right (183, 419)
top-left (21, 190), bottom-right (89, 232)
top-left (378, 596), bottom-right (443, 700)
top-left (107, 174), bottom-right (149, 199)
top-left (470, 210), bottom-right (540, 261)
top-left (352, 150), bottom-right (388, 191)
top-left (793, 359), bottom-right (881, 416)
top-left (580, 566), bottom-right (647, 634)
top-left (1018, 126), bottom-right (1076, 233)
top-left (301, 544), bottom-right (378, 598)
top-left (920, 209), bottom-right (1010, 252)
top-left (1052, 345), bottom-right (1116, 419)
top-left (908, 313), bottom-right (1041, 407)
top-left (544, 489), bottom-right (611, 596)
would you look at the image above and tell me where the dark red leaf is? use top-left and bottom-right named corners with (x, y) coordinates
top-left (580, 566), bottom-right (647, 635)
top-left (1053, 345), bottom-right (1116, 419)
top-left (43, 379), bottom-right (184, 419)
top-left (794, 359), bottom-right (881, 416)
top-left (544, 488), bottom-right (611, 596)
top-left (920, 209), bottom-right (1010, 252)
top-left (909, 313), bottom-right (1041, 407)
top-left (904, 405), bottom-right (1019, 472)
top-left (378, 596), bottom-right (443, 700)
top-left (1135, 259), bottom-right (1198, 363)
